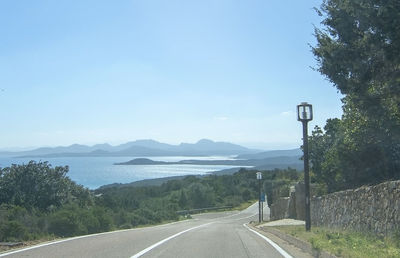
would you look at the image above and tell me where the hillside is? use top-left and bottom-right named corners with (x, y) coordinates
top-left (236, 148), bottom-right (302, 159)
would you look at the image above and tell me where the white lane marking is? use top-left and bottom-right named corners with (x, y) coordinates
top-left (205, 202), bottom-right (259, 221)
top-left (0, 205), bottom-right (256, 257)
top-left (220, 203), bottom-right (267, 221)
top-left (193, 210), bottom-right (243, 221)
top-left (0, 219), bottom-right (192, 257)
top-left (232, 213), bottom-right (258, 221)
top-left (243, 223), bottom-right (293, 258)
top-left (130, 222), bottom-right (213, 258)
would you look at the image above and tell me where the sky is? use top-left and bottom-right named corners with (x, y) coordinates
top-left (0, 0), bottom-right (343, 150)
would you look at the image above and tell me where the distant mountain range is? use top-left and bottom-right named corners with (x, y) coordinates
top-left (2, 139), bottom-right (264, 158)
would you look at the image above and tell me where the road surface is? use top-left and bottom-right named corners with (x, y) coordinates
top-left (0, 203), bottom-right (307, 257)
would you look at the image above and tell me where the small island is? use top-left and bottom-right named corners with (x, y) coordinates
top-left (114, 158), bottom-right (251, 166)
top-left (115, 158), bottom-right (172, 165)
top-left (114, 156), bottom-right (302, 168)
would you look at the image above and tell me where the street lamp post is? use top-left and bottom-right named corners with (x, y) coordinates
top-left (297, 102), bottom-right (313, 231)
top-left (256, 172), bottom-right (262, 223)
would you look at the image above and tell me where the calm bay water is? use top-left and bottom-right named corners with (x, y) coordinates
top-left (0, 156), bottom-right (240, 189)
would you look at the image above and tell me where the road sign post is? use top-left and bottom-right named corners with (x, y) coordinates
top-left (260, 193), bottom-right (265, 221)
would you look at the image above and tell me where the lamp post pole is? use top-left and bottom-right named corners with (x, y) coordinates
top-left (259, 178), bottom-right (261, 223)
top-left (256, 172), bottom-right (262, 223)
top-left (302, 119), bottom-right (311, 231)
top-left (297, 102), bottom-right (313, 232)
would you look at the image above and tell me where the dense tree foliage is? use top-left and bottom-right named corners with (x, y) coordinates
top-left (0, 162), bottom-right (299, 241)
top-left (310, 0), bottom-right (400, 192)
top-left (0, 161), bottom-right (92, 210)
top-left (0, 162), bottom-right (102, 240)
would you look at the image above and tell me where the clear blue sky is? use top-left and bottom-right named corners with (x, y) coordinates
top-left (0, 0), bottom-right (342, 150)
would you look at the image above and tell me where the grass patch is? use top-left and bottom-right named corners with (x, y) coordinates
top-left (274, 225), bottom-right (400, 258)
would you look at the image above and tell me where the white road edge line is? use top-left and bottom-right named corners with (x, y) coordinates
top-left (243, 223), bottom-right (293, 258)
top-left (0, 219), bottom-right (192, 257)
top-left (130, 222), bottom-right (214, 258)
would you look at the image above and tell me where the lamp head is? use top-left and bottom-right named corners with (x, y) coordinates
top-left (297, 102), bottom-right (313, 122)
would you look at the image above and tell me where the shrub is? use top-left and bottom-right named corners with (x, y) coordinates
top-left (48, 209), bottom-right (84, 237)
top-left (0, 220), bottom-right (29, 241)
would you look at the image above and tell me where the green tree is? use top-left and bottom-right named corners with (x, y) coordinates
top-left (309, 119), bottom-right (345, 192)
top-left (178, 190), bottom-right (188, 208)
top-left (311, 0), bottom-right (400, 190)
top-left (187, 183), bottom-right (214, 208)
top-left (0, 161), bottom-right (90, 210)
top-left (48, 207), bottom-right (84, 237)
top-left (313, 0), bottom-right (400, 116)
top-left (241, 189), bottom-right (251, 201)
top-left (0, 220), bottom-right (29, 241)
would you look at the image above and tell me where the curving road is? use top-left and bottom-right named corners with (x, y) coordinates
top-left (0, 203), bottom-right (306, 258)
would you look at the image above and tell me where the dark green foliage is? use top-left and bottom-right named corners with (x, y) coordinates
top-left (178, 190), bottom-right (188, 208)
top-left (48, 207), bottom-right (84, 237)
top-left (0, 204), bottom-right (44, 241)
top-left (309, 119), bottom-right (345, 192)
top-left (0, 161), bottom-right (92, 211)
top-left (0, 220), bottom-right (29, 241)
top-left (187, 183), bottom-right (214, 208)
top-left (241, 189), bottom-right (251, 201)
top-left (260, 168), bottom-right (300, 206)
top-left (313, 0), bottom-right (400, 113)
top-left (311, 0), bottom-right (400, 192)
top-left (95, 167), bottom-right (300, 220)
top-left (47, 204), bottom-right (114, 237)
top-left (0, 162), bottom-right (105, 240)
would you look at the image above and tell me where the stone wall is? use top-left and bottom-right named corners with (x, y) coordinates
top-left (270, 197), bottom-right (290, 220)
top-left (270, 183), bottom-right (304, 221)
top-left (270, 186), bottom-right (297, 220)
top-left (269, 180), bottom-right (400, 236)
top-left (311, 180), bottom-right (400, 236)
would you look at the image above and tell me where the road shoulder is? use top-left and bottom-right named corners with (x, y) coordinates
top-left (247, 222), bottom-right (312, 258)
top-left (251, 220), bottom-right (338, 258)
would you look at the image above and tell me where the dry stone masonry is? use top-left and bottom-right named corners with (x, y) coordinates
top-left (311, 180), bottom-right (400, 236)
top-left (270, 180), bottom-right (400, 236)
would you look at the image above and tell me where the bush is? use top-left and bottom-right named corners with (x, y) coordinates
top-left (0, 220), bottom-right (29, 241)
top-left (48, 209), bottom-right (84, 237)
top-left (0, 161), bottom-right (92, 211)
top-left (47, 205), bottom-right (114, 237)
top-left (241, 189), bottom-right (251, 201)
top-left (91, 207), bottom-right (113, 232)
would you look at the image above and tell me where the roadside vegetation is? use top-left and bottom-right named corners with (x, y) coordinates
top-left (0, 161), bottom-right (299, 243)
top-left (274, 225), bottom-right (400, 258)
top-left (262, 3), bottom-right (400, 257)
top-left (308, 0), bottom-right (400, 194)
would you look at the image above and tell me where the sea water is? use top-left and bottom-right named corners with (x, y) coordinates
top-left (0, 156), bottom-right (240, 189)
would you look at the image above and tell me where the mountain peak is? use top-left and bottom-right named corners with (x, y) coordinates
top-left (133, 139), bottom-right (161, 144)
top-left (196, 139), bottom-right (214, 145)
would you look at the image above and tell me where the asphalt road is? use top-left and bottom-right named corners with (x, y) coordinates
top-left (1, 203), bottom-right (302, 258)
